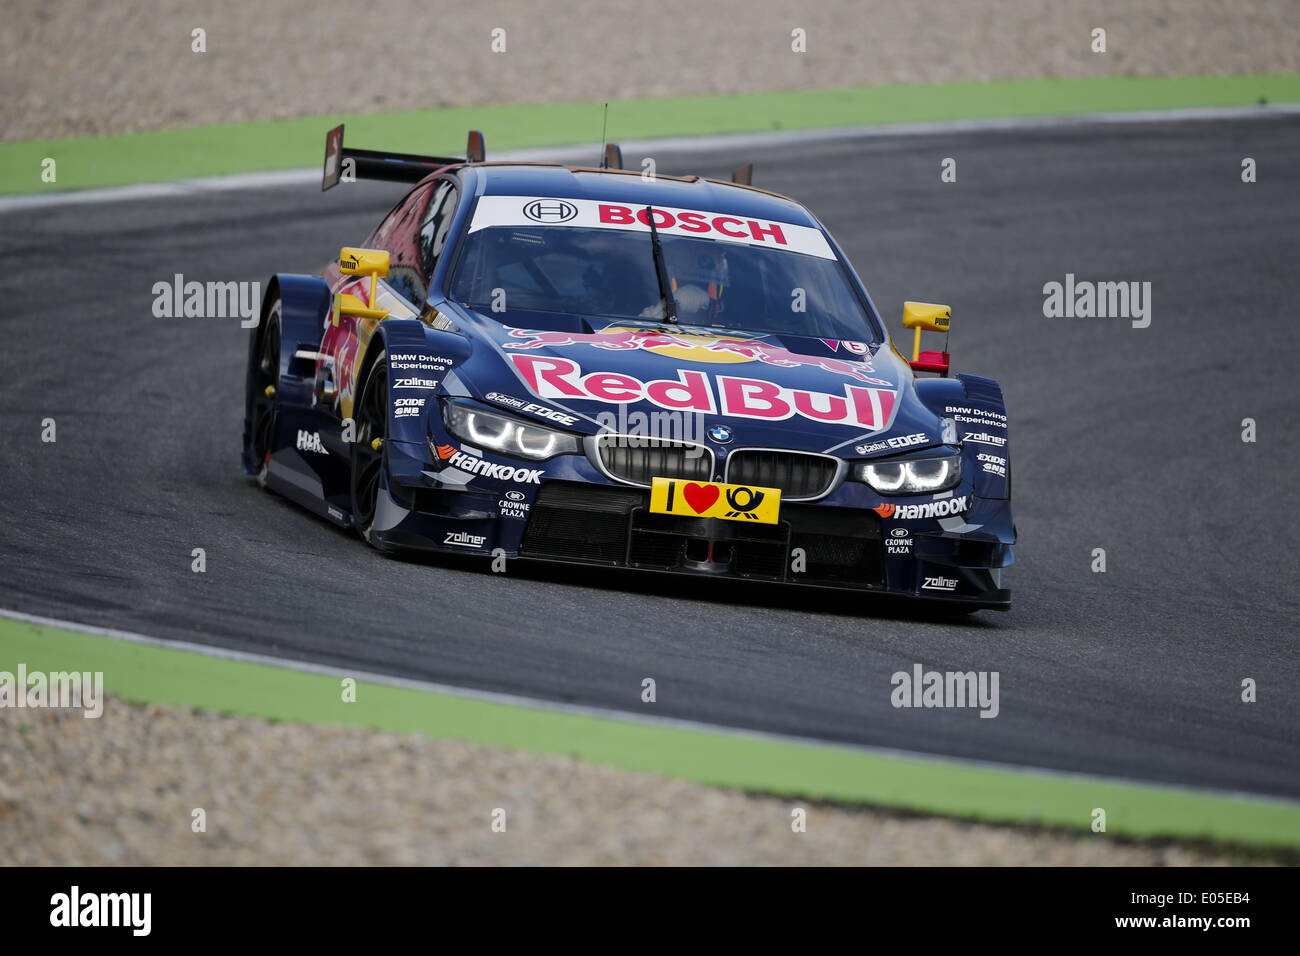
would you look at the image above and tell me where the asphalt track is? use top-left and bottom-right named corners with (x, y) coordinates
top-left (2, 116), bottom-right (1298, 800)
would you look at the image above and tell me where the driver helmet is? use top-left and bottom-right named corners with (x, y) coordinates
top-left (668, 244), bottom-right (728, 320)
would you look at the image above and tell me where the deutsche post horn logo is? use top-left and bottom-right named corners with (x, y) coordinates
top-left (523, 199), bottom-right (578, 223)
top-left (724, 486), bottom-right (765, 519)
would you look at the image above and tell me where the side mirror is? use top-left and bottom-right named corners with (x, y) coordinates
top-left (340, 247), bottom-right (389, 279)
top-left (902, 301), bottom-right (951, 376)
top-left (334, 247), bottom-right (390, 325)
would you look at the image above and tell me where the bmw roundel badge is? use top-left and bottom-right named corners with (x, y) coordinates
top-left (708, 424), bottom-right (733, 443)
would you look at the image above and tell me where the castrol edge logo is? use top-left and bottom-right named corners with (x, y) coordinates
top-left (468, 196), bottom-right (837, 260)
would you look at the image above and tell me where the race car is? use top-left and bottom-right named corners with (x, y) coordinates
top-left (242, 126), bottom-right (1015, 610)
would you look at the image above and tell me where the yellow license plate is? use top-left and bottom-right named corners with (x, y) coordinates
top-left (649, 477), bottom-right (781, 524)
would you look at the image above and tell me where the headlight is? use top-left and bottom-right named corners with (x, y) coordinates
top-left (855, 448), bottom-right (962, 494)
top-left (441, 400), bottom-right (579, 461)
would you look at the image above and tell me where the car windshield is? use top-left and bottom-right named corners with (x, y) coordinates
top-left (450, 224), bottom-right (881, 342)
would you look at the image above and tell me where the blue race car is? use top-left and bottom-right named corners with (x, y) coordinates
top-left (242, 127), bottom-right (1015, 610)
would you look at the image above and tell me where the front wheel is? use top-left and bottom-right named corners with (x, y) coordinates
top-left (350, 353), bottom-right (388, 544)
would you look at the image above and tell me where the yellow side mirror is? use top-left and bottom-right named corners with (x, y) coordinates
top-left (902, 301), bottom-right (951, 333)
top-left (335, 247), bottom-right (390, 325)
top-left (902, 301), bottom-right (952, 376)
top-left (333, 293), bottom-right (389, 322)
top-left (340, 247), bottom-right (389, 278)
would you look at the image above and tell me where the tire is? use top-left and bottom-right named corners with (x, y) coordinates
top-left (250, 299), bottom-right (282, 489)
top-left (350, 352), bottom-right (388, 545)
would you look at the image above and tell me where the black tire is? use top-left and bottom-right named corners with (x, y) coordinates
top-left (250, 299), bottom-right (282, 489)
top-left (350, 352), bottom-right (388, 544)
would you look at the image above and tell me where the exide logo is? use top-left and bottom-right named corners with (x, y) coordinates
top-left (508, 354), bottom-right (897, 431)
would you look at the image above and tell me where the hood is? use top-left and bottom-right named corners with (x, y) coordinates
top-left (449, 307), bottom-right (945, 455)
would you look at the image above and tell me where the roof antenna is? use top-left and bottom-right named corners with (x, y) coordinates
top-left (599, 103), bottom-right (609, 168)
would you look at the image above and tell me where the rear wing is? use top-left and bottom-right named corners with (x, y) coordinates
top-left (322, 125), bottom-right (485, 190)
top-left (323, 123), bottom-right (758, 191)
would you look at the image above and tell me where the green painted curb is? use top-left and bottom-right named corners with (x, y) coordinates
top-left (3, 615), bottom-right (1298, 850)
top-left (3, 73), bottom-right (1298, 197)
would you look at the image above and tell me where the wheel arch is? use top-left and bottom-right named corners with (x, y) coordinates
top-left (355, 319), bottom-right (472, 445)
top-left (915, 372), bottom-right (1011, 500)
top-left (242, 274), bottom-right (331, 473)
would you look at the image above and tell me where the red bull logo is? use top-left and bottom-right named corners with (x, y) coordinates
top-left (502, 327), bottom-right (891, 385)
top-left (504, 327), bottom-right (671, 352)
top-left (703, 339), bottom-right (889, 384)
top-left (509, 354), bottom-right (898, 431)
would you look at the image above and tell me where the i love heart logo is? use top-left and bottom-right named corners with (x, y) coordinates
top-left (683, 482), bottom-right (720, 514)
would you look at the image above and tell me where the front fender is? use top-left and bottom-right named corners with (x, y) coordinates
top-left (274, 273), bottom-right (332, 409)
top-left (358, 320), bottom-right (473, 448)
top-left (915, 373), bottom-right (1011, 500)
top-left (242, 274), bottom-right (330, 473)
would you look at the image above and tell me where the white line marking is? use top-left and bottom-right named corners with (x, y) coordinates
top-left (3, 104), bottom-right (1297, 214)
top-left (2, 605), bottom-right (1295, 809)
top-left (0, 168), bottom-right (322, 212)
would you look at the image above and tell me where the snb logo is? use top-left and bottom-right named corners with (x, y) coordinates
top-left (523, 200), bottom-right (578, 223)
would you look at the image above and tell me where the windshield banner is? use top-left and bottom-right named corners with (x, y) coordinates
top-left (467, 195), bottom-right (838, 260)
